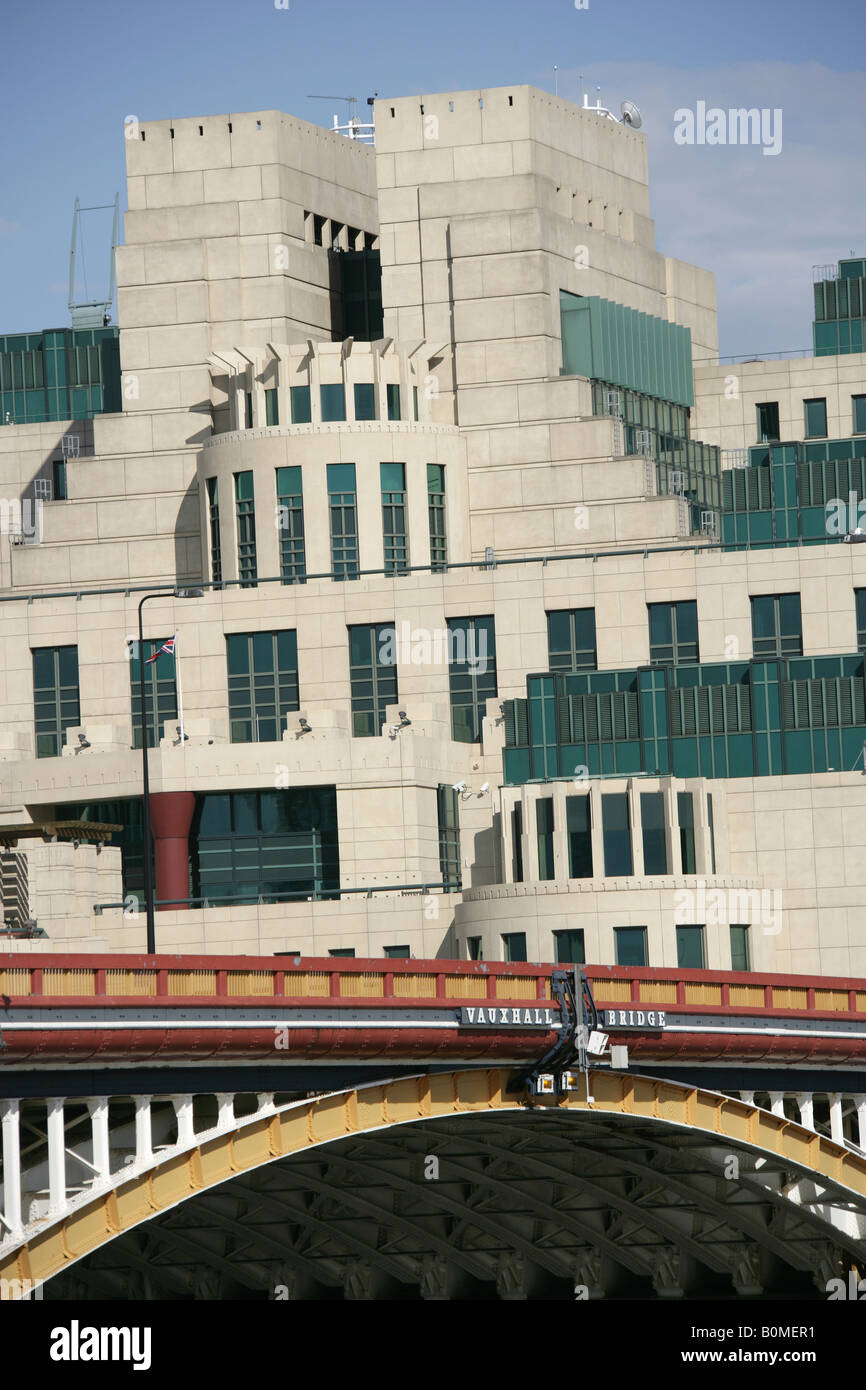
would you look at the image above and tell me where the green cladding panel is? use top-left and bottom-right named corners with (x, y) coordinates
top-left (560, 292), bottom-right (694, 408)
top-left (0, 327), bottom-right (121, 426)
top-left (502, 655), bottom-right (866, 785)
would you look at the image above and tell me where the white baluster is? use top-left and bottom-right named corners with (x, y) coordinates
top-left (134, 1095), bottom-right (153, 1165)
top-left (217, 1094), bottom-right (235, 1131)
top-left (855, 1095), bottom-right (866, 1150)
top-left (172, 1095), bottom-right (195, 1147)
top-left (1, 1099), bottom-right (22, 1237)
top-left (829, 1093), bottom-right (844, 1145)
top-left (769, 1092), bottom-right (786, 1119)
top-left (47, 1098), bottom-right (67, 1215)
top-left (88, 1097), bottom-right (110, 1184)
top-left (796, 1092), bottom-right (815, 1131)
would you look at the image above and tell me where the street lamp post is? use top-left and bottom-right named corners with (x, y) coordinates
top-left (137, 587), bottom-right (203, 953)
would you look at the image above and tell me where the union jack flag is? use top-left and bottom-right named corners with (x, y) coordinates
top-left (145, 636), bottom-right (176, 665)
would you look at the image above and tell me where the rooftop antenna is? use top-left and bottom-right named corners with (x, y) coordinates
top-left (68, 194), bottom-right (119, 328)
top-left (553, 65), bottom-right (558, 97)
top-left (306, 94), bottom-right (374, 145)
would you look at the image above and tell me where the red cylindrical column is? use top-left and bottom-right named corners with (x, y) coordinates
top-left (149, 791), bottom-right (195, 911)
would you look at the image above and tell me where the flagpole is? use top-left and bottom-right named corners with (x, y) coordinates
top-left (174, 633), bottom-right (184, 744)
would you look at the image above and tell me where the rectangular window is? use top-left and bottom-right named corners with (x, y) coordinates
top-left (502, 932), bottom-right (527, 963)
top-left (327, 463), bottom-right (358, 580)
top-left (602, 793), bottom-right (633, 876)
top-left (427, 464), bottom-right (447, 572)
top-left (512, 804), bottom-right (524, 882)
top-left (730, 925), bottom-right (751, 972)
top-left (354, 382), bottom-right (376, 420)
top-left (276, 466), bottom-right (306, 585)
top-left (751, 593), bottom-right (802, 658)
top-left (193, 787), bottom-right (339, 904)
top-left (381, 462), bottom-right (408, 574)
top-left (447, 616), bottom-right (497, 743)
top-left (290, 385), bottom-right (311, 424)
top-left (547, 608), bottom-right (597, 672)
top-left (756, 401), bottom-right (780, 442)
top-left (677, 792), bottom-right (696, 874)
top-left (52, 457), bottom-right (67, 501)
top-left (244, 391), bottom-right (253, 429)
top-left (676, 925), bottom-right (705, 968)
top-left (33, 645), bottom-right (79, 757)
top-left (614, 926), bottom-right (647, 967)
top-left (467, 936), bottom-right (483, 961)
top-left (234, 471), bottom-right (257, 588)
top-left (320, 384), bottom-right (346, 422)
top-left (648, 601), bottom-right (698, 665)
top-left (265, 388), bottom-right (279, 426)
top-left (566, 795), bottom-right (593, 878)
top-left (348, 623), bottom-right (397, 737)
top-left (386, 383), bottom-right (401, 420)
top-left (413, 385), bottom-right (419, 420)
top-left (804, 398), bottom-right (826, 438)
top-left (536, 797), bottom-right (555, 880)
top-left (130, 638), bottom-right (178, 750)
top-left (854, 395), bottom-right (866, 434)
top-left (554, 929), bottom-right (585, 964)
top-left (226, 631), bottom-right (299, 743)
top-left (857, 590), bottom-right (866, 654)
top-left (206, 476), bottom-right (222, 590)
top-left (330, 948), bottom-right (355, 957)
top-left (640, 792), bottom-right (668, 874)
top-left (437, 784), bottom-right (461, 889)
top-left (384, 945), bottom-right (410, 958)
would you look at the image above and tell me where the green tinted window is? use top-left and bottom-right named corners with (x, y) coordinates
top-left (447, 616), bottom-right (497, 743)
top-left (804, 398), bottom-right (826, 438)
top-left (320, 384), bottom-right (346, 421)
top-left (349, 623), bottom-right (397, 737)
top-left (354, 383), bottom-right (375, 420)
top-left (640, 792), bottom-right (667, 874)
top-left (502, 932), bottom-right (527, 962)
top-left (33, 645), bottom-right (80, 757)
top-left (290, 386), bottom-right (311, 423)
top-left (602, 794), bottom-right (633, 875)
top-left (554, 929), bottom-right (585, 964)
top-left (226, 631), bottom-right (299, 743)
top-left (615, 926), bottom-right (646, 967)
top-left (730, 925), bottom-right (750, 971)
top-left (676, 925), bottom-right (705, 968)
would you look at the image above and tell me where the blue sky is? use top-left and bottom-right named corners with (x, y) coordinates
top-left (1, 0), bottom-right (863, 354)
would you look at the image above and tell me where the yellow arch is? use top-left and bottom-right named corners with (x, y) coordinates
top-left (3, 1068), bottom-right (866, 1295)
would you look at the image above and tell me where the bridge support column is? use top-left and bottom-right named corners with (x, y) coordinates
top-left (216, 1094), bottom-right (235, 1131)
top-left (149, 791), bottom-right (195, 912)
top-left (172, 1095), bottom-right (195, 1147)
top-left (0, 1099), bottom-right (22, 1237)
top-left (796, 1093), bottom-right (815, 1131)
top-left (88, 1097), bottom-right (111, 1183)
top-left (829, 1094), bottom-right (844, 1145)
top-left (855, 1096), bottom-right (866, 1149)
top-left (47, 1098), bottom-right (66, 1215)
top-left (134, 1096), bottom-right (153, 1164)
top-left (768, 1092), bottom-right (786, 1120)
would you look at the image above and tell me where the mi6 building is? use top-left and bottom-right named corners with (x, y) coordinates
top-left (0, 85), bottom-right (865, 984)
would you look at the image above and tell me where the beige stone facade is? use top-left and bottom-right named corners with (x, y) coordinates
top-left (0, 86), bottom-right (864, 977)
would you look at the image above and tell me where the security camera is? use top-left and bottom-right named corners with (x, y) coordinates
top-left (479, 781), bottom-right (490, 794)
top-left (451, 781), bottom-right (466, 792)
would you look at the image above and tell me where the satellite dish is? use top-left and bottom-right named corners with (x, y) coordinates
top-left (620, 100), bottom-right (643, 130)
